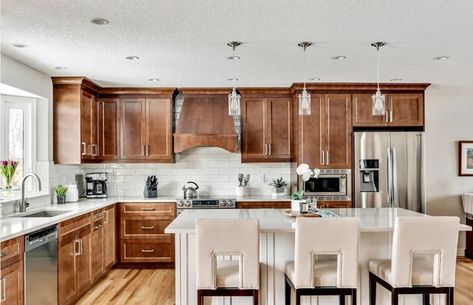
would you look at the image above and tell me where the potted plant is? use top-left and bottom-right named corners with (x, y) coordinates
top-left (1, 160), bottom-right (19, 197)
top-left (291, 190), bottom-right (306, 212)
top-left (55, 185), bottom-right (68, 204)
top-left (269, 177), bottom-right (288, 198)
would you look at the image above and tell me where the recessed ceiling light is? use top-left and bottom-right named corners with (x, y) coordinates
top-left (125, 56), bottom-right (139, 60)
top-left (91, 18), bottom-right (109, 25)
top-left (433, 56), bottom-right (450, 61)
top-left (390, 78), bottom-right (403, 82)
top-left (227, 55), bottom-right (240, 60)
top-left (12, 43), bottom-right (27, 48)
top-left (227, 78), bottom-right (239, 82)
top-left (331, 56), bottom-right (347, 60)
top-left (309, 77), bottom-right (321, 81)
top-left (54, 66), bottom-right (67, 70)
top-left (148, 78), bottom-right (160, 82)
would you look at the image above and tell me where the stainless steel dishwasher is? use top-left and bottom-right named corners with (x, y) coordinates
top-left (24, 225), bottom-right (58, 305)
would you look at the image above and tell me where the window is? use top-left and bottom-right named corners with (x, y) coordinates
top-left (0, 95), bottom-right (37, 188)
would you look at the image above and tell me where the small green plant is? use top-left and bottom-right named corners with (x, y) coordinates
top-left (55, 185), bottom-right (68, 196)
top-left (292, 190), bottom-right (304, 200)
top-left (269, 177), bottom-right (287, 188)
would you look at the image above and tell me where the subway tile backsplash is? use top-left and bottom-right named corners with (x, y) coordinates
top-left (48, 147), bottom-right (292, 198)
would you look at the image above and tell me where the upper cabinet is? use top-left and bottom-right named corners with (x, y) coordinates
top-left (352, 92), bottom-right (424, 127)
top-left (299, 93), bottom-right (352, 168)
top-left (241, 90), bottom-right (292, 162)
top-left (53, 77), bottom-right (175, 164)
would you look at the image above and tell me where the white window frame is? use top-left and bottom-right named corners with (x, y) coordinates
top-left (0, 95), bottom-right (37, 189)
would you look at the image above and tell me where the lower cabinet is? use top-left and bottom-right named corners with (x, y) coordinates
top-left (236, 201), bottom-right (291, 209)
top-left (90, 216), bottom-right (104, 282)
top-left (119, 202), bottom-right (175, 263)
top-left (103, 205), bottom-right (116, 268)
top-left (0, 236), bottom-right (24, 305)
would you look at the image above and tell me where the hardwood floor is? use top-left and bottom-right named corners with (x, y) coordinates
top-left (75, 259), bottom-right (473, 305)
top-left (75, 269), bottom-right (174, 305)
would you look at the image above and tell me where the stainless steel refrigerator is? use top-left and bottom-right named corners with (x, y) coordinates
top-left (353, 131), bottom-right (425, 213)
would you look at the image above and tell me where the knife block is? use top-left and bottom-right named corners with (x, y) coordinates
top-left (144, 189), bottom-right (158, 198)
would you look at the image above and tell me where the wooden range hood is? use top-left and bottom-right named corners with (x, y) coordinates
top-left (173, 88), bottom-right (238, 153)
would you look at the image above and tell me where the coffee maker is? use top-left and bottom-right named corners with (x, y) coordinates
top-left (85, 172), bottom-right (108, 198)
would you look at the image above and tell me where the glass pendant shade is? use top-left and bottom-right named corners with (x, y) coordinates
top-left (228, 88), bottom-right (241, 116)
top-left (298, 89), bottom-right (311, 115)
top-left (371, 89), bottom-right (386, 115)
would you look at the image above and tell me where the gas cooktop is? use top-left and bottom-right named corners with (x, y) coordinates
top-left (176, 198), bottom-right (236, 209)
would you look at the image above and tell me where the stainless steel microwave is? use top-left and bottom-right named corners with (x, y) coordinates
top-left (303, 169), bottom-right (351, 197)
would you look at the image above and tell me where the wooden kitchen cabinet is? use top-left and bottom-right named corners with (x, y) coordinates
top-left (119, 98), bottom-right (173, 161)
top-left (0, 236), bottom-right (24, 305)
top-left (119, 202), bottom-right (175, 263)
top-left (352, 93), bottom-right (424, 127)
top-left (299, 93), bottom-right (352, 168)
top-left (98, 98), bottom-right (120, 160)
top-left (90, 217), bottom-right (104, 282)
top-left (318, 201), bottom-right (352, 208)
top-left (81, 90), bottom-right (99, 160)
top-left (241, 97), bottom-right (292, 162)
top-left (237, 201), bottom-right (291, 209)
top-left (103, 205), bottom-right (116, 268)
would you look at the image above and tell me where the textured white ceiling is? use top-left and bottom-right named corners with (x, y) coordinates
top-left (1, 0), bottom-right (473, 88)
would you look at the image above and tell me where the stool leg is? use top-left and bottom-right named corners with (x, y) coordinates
top-left (351, 289), bottom-right (357, 305)
top-left (369, 273), bottom-right (376, 305)
top-left (447, 288), bottom-right (454, 305)
top-left (423, 293), bottom-right (430, 305)
top-left (197, 290), bottom-right (203, 305)
top-left (339, 294), bottom-right (345, 305)
top-left (391, 291), bottom-right (398, 305)
top-left (285, 277), bottom-right (291, 305)
top-left (253, 289), bottom-right (259, 305)
top-left (295, 290), bottom-right (302, 305)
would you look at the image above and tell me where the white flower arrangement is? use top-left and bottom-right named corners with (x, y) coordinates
top-left (296, 163), bottom-right (321, 181)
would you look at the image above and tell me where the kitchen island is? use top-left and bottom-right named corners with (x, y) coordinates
top-left (165, 208), bottom-right (471, 305)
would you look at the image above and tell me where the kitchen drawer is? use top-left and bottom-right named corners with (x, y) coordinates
top-left (59, 213), bottom-right (91, 237)
top-left (0, 236), bottom-right (24, 269)
top-left (237, 201), bottom-right (291, 209)
top-left (120, 203), bottom-right (175, 219)
top-left (92, 209), bottom-right (104, 221)
top-left (121, 239), bottom-right (173, 263)
top-left (121, 219), bottom-right (171, 238)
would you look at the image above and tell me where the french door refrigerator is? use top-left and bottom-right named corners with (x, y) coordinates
top-left (353, 131), bottom-right (425, 213)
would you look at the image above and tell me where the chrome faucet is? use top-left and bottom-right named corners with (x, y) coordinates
top-left (19, 173), bottom-right (42, 212)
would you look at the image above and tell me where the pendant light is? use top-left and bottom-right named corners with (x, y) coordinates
top-left (298, 42), bottom-right (312, 116)
top-left (227, 41), bottom-right (242, 116)
top-left (371, 41), bottom-right (386, 116)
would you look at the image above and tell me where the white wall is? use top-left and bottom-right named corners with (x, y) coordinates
top-left (425, 85), bottom-right (473, 251)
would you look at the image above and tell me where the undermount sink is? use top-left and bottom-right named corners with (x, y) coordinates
top-left (14, 210), bottom-right (71, 218)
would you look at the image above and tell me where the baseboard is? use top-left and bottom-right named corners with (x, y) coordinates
top-left (457, 248), bottom-right (465, 257)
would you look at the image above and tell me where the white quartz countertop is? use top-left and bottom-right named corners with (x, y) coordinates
top-left (165, 207), bottom-right (472, 234)
top-left (0, 196), bottom-right (177, 242)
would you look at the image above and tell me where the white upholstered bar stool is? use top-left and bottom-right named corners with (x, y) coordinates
top-left (285, 217), bottom-right (360, 305)
top-left (368, 216), bottom-right (460, 305)
top-left (196, 219), bottom-right (259, 305)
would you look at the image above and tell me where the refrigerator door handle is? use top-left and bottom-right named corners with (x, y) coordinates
top-left (387, 146), bottom-right (393, 206)
top-left (391, 147), bottom-right (398, 206)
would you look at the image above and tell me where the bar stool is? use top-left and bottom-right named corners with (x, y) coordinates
top-left (368, 216), bottom-right (459, 305)
top-left (196, 218), bottom-right (259, 305)
top-left (285, 217), bottom-right (359, 305)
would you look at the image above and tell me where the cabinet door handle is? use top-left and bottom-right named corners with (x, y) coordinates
top-left (263, 144), bottom-right (267, 156)
top-left (0, 278), bottom-right (5, 301)
top-left (91, 144), bottom-right (99, 156)
top-left (81, 142), bottom-right (87, 155)
top-left (74, 239), bottom-right (80, 256)
top-left (95, 224), bottom-right (103, 230)
top-left (385, 111), bottom-right (389, 123)
top-left (268, 144), bottom-right (272, 155)
top-left (103, 211), bottom-right (108, 224)
top-left (141, 208), bottom-right (155, 211)
top-left (141, 249), bottom-right (155, 253)
top-left (326, 151), bottom-right (330, 165)
top-left (141, 226), bottom-right (154, 230)
top-left (79, 239), bottom-right (83, 255)
top-left (141, 144), bottom-right (146, 156)
top-left (146, 144), bottom-right (150, 156)
top-left (321, 150), bottom-right (325, 165)
top-left (390, 110), bottom-right (393, 123)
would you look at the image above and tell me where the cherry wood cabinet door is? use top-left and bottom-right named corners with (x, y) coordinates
top-left (76, 233), bottom-right (91, 295)
top-left (58, 239), bottom-right (77, 305)
top-left (80, 90), bottom-right (94, 159)
top-left (90, 222), bottom-right (104, 282)
top-left (267, 98), bottom-right (291, 161)
top-left (145, 98), bottom-right (173, 161)
top-left (98, 98), bottom-right (119, 160)
top-left (242, 98), bottom-right (267, 161)
top-left (120, 98), bottom-right (146, 159)
top-left (103, 206), bottom-right (116, 268)
top-left (299, 94), bottom-right (323, 168)
top-left (0, 261), bottom-right (23, 305)
top-left (352, 93), bottom-right (388, 127)
top-left (322, 94), bottom-right (352, 168)
top-left (388, 93), bottom-right (424, 126)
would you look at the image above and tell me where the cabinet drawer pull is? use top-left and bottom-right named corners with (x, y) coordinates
top-left (0, 278), bottom-right (5, 301)
top-left (0, 252), bottom-right (6, 258)
top-left (141, 249), bottom-right (155, 253)
top-left (74, 239), bottom-right (81, 256)
top-left (81, 142), bottom-right (87, 155)
top-left (141, 208), bottom-right (155, 211)
top-left (95, 224), bottom-right (103, 230)
top-left (141, 226), bottom-right (154, 230)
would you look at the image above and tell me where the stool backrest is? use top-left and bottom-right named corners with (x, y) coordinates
top-left (294, 217), bottom-right (359, 289)
top-left (196, 218), bottom-right (259, 289)
top-left (391, 216), bottom-right (459, 288)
